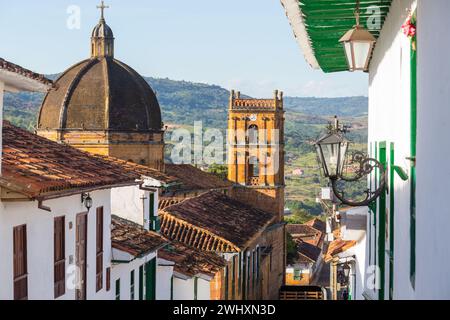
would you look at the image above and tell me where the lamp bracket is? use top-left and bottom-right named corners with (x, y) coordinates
top-left (330, 151), bottom-right (386, 207)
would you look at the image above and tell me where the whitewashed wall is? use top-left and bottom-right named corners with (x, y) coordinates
top-left (367, 0), bottom-right (416, 300)
top-left (111, 252), bottom-right (156, 300)
top-left (367, 0), bottom-right (450, 299)
top-left (172, 276), bottom-right (211, 300)
top-left (156, 262), bottom-right (174, 300)
top-left (111, 185), bottom-right (158, 230)
top-left (415, 0), bottom-right (450, 299)
top-left (0, 190), bottom-right (113, 300)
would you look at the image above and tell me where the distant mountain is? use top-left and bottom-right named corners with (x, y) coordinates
top-left (4, 74), bottom-right (367, 132)
top-left (284, 96), bottom-right (368, 117)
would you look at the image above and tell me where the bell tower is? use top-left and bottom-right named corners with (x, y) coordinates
top-left (227, 90), bottom-right (285, 221)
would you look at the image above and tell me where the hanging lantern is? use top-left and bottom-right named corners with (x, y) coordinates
top-left (339, 0), bottom-right (376, 72)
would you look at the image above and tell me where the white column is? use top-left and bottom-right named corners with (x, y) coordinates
top-left (0, 80), bottom-right (4, 175)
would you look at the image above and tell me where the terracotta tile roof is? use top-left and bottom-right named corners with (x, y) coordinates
top-left (0, 58), bottom-right (53, 86)
top-left (1, 122), bottom-right (173, 199)
top-left (160, 191), bottom-right (276, 252)
top-left (286, 224), bottom-right (323, 247)
top-left (91, 155), bottom-right (179, 186)
top-left (158, 241), bottom-right (226, 278)
top-left (111, 215), bottom-right (169, 257)
top-left (324, 239), bottom-right (357, 263)
top-left (304, 218), bottom-right (326, 234)
top-left (158, 198), bottom-right (183, 210)
top-left (164, 164), bottom-right (232, 193)
top-left (296, 240), bottom-right (322, 263)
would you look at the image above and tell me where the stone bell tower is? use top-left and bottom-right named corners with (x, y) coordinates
top-left (227, 90), bottom-right (285, 221)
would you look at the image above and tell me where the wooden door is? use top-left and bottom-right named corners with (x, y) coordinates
top-left (13, 225), bottom-right (28, 300)
top-left (76, 213), bottom-right (87, 300)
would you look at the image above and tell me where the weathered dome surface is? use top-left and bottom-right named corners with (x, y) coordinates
top-left (92, 20), bottom-right (114, 38)
top-left (38, 57), bottom-right (162, 131)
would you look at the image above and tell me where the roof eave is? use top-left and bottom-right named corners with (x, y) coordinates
top-left (280, 0), bottom-right (321, 70)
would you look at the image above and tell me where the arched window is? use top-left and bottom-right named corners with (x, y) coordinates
top-left (248, 125), bottom-right (259, 145)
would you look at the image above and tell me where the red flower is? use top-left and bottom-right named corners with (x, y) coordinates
top-left (402, 15), bottom-right (416, 38)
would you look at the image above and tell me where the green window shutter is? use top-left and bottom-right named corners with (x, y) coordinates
top-left (194, 277), bottom-right (198, 300)
top-left (145, 258), bottom-right (156, 300)
top-left (115, 279), bottom-right (120, 300)
top-left (170, 276), bottom-right (174, 300)
top-left (149, 193), bottom-right (155, 218)
top-left (139, 265), bottom-right (144, 300)
top-left (378, 142), bottom-right (387, 301)
top-left (389, 143), bottom-right (395, 300)
top-left (130, 270), bottom-right (135, 300)
top-left (224, 265), bottom-right (229, 300)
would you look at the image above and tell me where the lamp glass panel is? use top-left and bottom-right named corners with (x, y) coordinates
top-left (316, 145), bottom-right (328, 177)
top-left (343, 42), bottom-right (353, 69)
top-left (352, 41), bottom-right (371, 69)
top-left (322, 142), bottom-right (340, 177)
top-left (338, 142), bottom-right (349, 176)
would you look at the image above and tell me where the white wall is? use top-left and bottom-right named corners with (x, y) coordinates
top-left (173, 277), bottom-right (195, 300)
top-left (415, 0), bottom-right (450, 299)
top-left (368, 0), bottom-right (416, 300)
top-left (367, 0), bottom-right (450, 299)
top-left (172, 276), bottom-right (211, 300)
top-left (111, 252), bottom-right (156, 300)
top-left (111, 185), bottom-right (158, 230)
top-left (156, 263), bottom-right (174, 300)
top-left (0, 190), bottom-right (113, 300)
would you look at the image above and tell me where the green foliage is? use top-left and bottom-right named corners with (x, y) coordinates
top-left (206, 164), bottom-right (228, 180)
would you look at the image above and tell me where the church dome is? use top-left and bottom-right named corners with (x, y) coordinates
top-left (38, 4), bottom-right (162, 132)
top-left (38, 58), bottom-right (162, 131)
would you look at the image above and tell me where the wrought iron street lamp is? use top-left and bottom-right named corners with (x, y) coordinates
top-left (339, 0), bottom-right (376, 72)
top-left (315, 117), bottom-right (386, 207)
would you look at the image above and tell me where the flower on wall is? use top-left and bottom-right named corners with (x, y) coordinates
top-left (402, 12), bottom-right (417, 50)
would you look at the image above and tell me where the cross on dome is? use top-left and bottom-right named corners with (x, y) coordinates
top-left (97, 1), bottom-right (109, 20)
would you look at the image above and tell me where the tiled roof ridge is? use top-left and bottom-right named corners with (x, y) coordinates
top-left (160, 191), bottom-right (276, 250)
top-left (0, 58), bottom-right (53, 86)
top-left (111, 215), bottom-right (169, 257)
top-left (160, 211), bottom-right (240, 253)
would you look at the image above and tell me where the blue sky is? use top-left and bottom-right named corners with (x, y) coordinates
top-left (0, 0), bottom-right (368, 98)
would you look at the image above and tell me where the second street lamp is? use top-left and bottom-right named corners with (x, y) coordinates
top-left (315, 116), bottom-right (386, 207)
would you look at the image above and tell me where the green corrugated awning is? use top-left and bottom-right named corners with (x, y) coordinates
top-left (282, 0), bottom-right (393, 73)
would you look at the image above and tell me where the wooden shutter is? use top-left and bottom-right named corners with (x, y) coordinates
top-left (13, 225), bottom-right (28, 300)
top-left (54, 217), bottom-right (66, 298)
top-left (96, 207), bottom-right (104, 292)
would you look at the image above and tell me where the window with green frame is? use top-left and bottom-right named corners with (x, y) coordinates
top-left (293, 269), bottom-right (302, 281)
